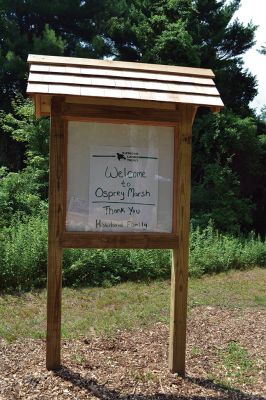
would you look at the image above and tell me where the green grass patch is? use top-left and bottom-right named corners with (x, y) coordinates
top-left (0, 268), bottom-right (264, 342)
top-left (188, 268), bottom-right (266, 308)
top-left (212, 341), bottom-right (255, 388)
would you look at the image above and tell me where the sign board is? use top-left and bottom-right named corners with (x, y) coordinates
top-left (66, 121), bottom-right (174, 233)
top-left (26, 54), bottom-right (222, 376)
top-left (88, 146), bottom-right (158, 231)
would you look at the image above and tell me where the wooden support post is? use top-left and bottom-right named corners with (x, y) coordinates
top-left (46, 97), bottom-right (65, 370)
top-left (169, 104), bottom-right (193, 376)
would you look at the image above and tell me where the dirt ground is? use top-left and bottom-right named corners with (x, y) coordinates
top-left (0, 306), bottom-right (265, 400)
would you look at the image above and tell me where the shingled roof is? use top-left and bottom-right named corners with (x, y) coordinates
top-left (27, 54), bottom-right (223, 116)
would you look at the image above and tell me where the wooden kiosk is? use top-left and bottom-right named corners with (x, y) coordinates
top-left (27, 54), bottom-right (223, 375)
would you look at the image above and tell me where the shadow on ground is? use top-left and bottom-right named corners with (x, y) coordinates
top-left (55, 366), bottom-right (265, 400)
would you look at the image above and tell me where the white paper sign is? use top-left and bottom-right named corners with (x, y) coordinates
top-left (88, 146), bottom-right (159, 231)
top-left (66, 196), bottom-right (90, 229)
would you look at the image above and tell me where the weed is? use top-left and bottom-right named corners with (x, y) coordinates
top-left (254, 295), bottom-right (266, 306)
top-left (71, 353), bottom-right (87, 365)
top-left (215, 341), bottom-right (255, 387)
top-left (0, 269), bottom-right (264, 342)
top-left (0, 218), bottom-right (265, 292)
top-left (131, 370), bottom-right (155, 383)
top-left (191, 346), bottom-right (201, 356)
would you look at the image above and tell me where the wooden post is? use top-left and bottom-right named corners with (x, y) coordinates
top-left (169, 104), bottom-right (193, 376)
top-left (46, 97), bottom-right (65, 370)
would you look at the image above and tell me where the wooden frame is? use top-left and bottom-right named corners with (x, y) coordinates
top-left (63, 101), bottom-right (180, 249)
top-left (47, 96), bottom-right (194, 377)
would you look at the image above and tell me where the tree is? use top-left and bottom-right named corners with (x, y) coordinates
top-left (105, 0), bottom-right (257, 116)
top-left (0, 0), bottom-right (258, 116)
top-left (0, 98), bottom-right (49, 226)
top-left (0, 0), bottom-right (118, 110)
top-left (1, 0), bottom-right (264, 234)
top-left (0, 0), bottom-right (116, 169)
top-left (252, 106), bottom-right (266, 234)
top-left (1, 0), bottom-right (257, 114)
top-left (191, 110), bottom-right (265, 233)
top-left (259, 43), bottom-right (266, 55)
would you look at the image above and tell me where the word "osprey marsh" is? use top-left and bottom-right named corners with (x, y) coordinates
top-left (94, 187), bottom-right (151, 201)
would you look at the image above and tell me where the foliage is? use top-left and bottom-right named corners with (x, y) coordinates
top-left (258, 43), bottom-right (266, 55)
top-left (0, 214), bottom-right (48, 291)
top-left (0, 1), bottom-right (115, 110)
top-left (189, 221), bottom-right (266, 277)
top-left (105, 0), bottom-right (257, 116)
top-left (63, 248), bottom-right (170, 288)
top-left (258, 105), bottom-right (266, 122)
top-left (0, 1), bottom-right (265, 237)
top-left (33, 24), bottom-right (65, 56)
top-left (0, 98), bottom-right (49, 226)
top-left (0, 0), bottom-right (258, 114)
top-left (191, 110), bottom-right (266, 233)
top-left (0, 218), bottom-right (265, 292)
top-left (216, 341), bottom-right (254, 387)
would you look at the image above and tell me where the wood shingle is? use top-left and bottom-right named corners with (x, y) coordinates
top-left (27, 54), bottom-right (223, 116)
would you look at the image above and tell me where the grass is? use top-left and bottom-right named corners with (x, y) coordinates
top-left (0, 267), bottom-right (265, 342)
top-left (188, 267), bottom-right (266, 308)
top-left (209, 341), bottom-right (256, 389)
top-left (219, 341), bottom-right (254, 385)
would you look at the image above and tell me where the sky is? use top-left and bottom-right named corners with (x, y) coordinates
top-left (234, 0), bottom-right (266, 112)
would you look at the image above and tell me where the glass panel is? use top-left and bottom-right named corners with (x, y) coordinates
top-left (66, 121), bottom-right (174, 232)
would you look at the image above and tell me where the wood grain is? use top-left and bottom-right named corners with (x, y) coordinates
top-left (34, 95), bottom-right (41, 118)
top-left (27, 55), bottom-right (224, 117)
top-left (34, 94), bottom-right (178, 116)
top-left (62, 232), bottom-right (178, 249)
top-left (28, 72), bottom-right (219, 96)
top-left (27, 82), bottom-right (224, 107)
top-left (30, 64), bottom-right (214, 85)
top-left (62, 103), bottom-right (179, 125)
top-left (65, 95), bottom-right (176, 109)
top-left (28, 54), bottom-right (215, 78)
top-left (171, 126), bottom-right (179, 234)
top-left (46, 97), bottom-right (65, 370)
top-left (169, 104), bottom-right (193, 376)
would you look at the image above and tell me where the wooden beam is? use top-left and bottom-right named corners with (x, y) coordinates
top-left (46, 97), bottom-right (65, 370)
top-left (210, 106), bottom-right (221, 113)
top-left (40, 95), bottom-right (51, 115)
top-left (34, 95), bottom-right (42, 118)
top-left (191, 106), bottom-right (198, 124)
top-left (32, 94), bottom-right (177, 117)
top-left (169, 104), bottom-right (193, 376)
top-left (62, 103), bottom-right (180, 125)
top-left (65, 95), bottom-right (176, 109)
top-left (62, 232), bottom-right (178, 249)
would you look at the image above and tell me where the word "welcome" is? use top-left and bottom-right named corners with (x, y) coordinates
top-left (105, 166), bottom-right (146, 179)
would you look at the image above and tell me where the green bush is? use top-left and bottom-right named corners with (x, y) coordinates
top-left (0, 214), bottom-right (47, 291)
top-left (0, 217), bottom-right (265, 292)
top-left (63, 248), bottom-right (170, 287)
top-left (189, 222), bottom-right (266, 276)
top-left (0, 98), bottom-right (49, 228)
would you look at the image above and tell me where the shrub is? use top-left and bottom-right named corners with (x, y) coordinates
top-left (0, 214), bottom-right (47, 291)
top-left (189, 222), bottom-right (266, 276)
top-left (0, 218), bottom-right (265, 292)
top-left (63, 248), bottom-right (171, 287)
